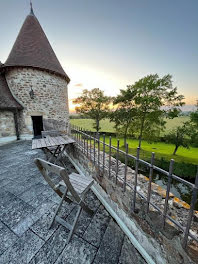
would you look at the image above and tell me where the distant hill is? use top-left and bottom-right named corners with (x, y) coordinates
top-left (180, 105), bottom-right (196, 112)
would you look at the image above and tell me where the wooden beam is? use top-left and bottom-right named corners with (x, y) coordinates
top-left (13, 110), bottom-right (20, 140)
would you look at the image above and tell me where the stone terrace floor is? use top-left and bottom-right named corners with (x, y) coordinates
top-left (0, 140), bottom-right (146, 264)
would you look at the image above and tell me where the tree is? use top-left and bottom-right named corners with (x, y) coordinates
top-left (190, 100), bottom-right (198, 128)
top-left (165, 122), bottom-right (192, 155)
top-left (129, 112), bottom-right (166, 143)
top-left (189, 100), bottom-right (198, 147)
top-left (73, 88), bottom-right (111, 132)
top-left (110, 89), bottom-right (137, 146)
top-left (118, 74), bottom-right (184, 148)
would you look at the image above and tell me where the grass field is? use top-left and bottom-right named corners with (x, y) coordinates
top-left (70, 116), bottom-right (198, 165)
top-left (70, 116), bottom-right (190, 134)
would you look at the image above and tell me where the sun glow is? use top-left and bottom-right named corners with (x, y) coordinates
top-left (64, 63), bottom-right (126, 113)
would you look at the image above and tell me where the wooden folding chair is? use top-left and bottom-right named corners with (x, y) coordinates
top-left (34, 158), bottom-right (94, 243)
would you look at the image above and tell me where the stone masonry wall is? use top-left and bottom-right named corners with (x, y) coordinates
top-left (0, 111), bottom-right (15, 137)
top-left (5, 67), bottom-right (69, 136)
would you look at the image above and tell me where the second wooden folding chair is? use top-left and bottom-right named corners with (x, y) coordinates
top-left (34, 158), bottom-right (94, 243)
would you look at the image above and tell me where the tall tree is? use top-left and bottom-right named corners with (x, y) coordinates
top-left (110, 89), bottom-right (137, 146)
top-left (165, 122), bottom-right (192, 155)
top-left (120, 74), bottom-right (185, 148)
top-left (73, 88), bottom-right (111, 132)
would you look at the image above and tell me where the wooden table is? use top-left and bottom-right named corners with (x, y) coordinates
top-left (32, 135), bottom-right (75, 164)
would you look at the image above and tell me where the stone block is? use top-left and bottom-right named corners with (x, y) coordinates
top-left (55, 235), bottom-right (97, 264)
top-left (0, 229), bottom-right (44, 264)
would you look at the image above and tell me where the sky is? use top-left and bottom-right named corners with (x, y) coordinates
top-left (0, 0), bottom-right (197, 112)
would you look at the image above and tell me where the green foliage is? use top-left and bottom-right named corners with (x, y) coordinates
top-left (128, 112), bottom-right (166, 143)
top-left (112, 154), bottom-right (197, 180)
top-left (190, 100), bottom-right (198, 127)
top-left (114, 74), bottom-right (185, 148)
top-left (110, 89), bottom-right (137, 145)
top-left (189, 102), bottom-right (198, 147)
top-left (130, 74), bottom-right (184, 147)
top-left (191, 111), bottom-right (198, 128)
top-left (73, 88), bottom-right (111, 132)
top-left (165, 122), bottom-right (193, 155)
top-left (155, 158), bottom-right (197, 180)
top-left (190, 133), bottom-right (198, 147)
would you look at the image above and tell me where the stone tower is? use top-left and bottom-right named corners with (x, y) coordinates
top-left (0, 6), bottom-right (70, 141)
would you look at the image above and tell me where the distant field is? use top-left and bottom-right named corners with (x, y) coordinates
top-left (70, 116), bottom-right (198, 165)
top-left (70, 116), bottom-right (190, 134)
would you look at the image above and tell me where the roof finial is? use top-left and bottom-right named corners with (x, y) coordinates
top-left (30, 0), bottom-right (34, 15)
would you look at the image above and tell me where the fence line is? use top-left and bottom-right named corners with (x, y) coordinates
top-left (70, 125), bottom-right (198, 249)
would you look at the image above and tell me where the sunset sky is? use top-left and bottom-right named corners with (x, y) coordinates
top-left (0, 0), bottom-right (197, 112)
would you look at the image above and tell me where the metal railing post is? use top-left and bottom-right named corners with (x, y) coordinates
top-left (115, 140), bottom-right (120, 185)
top-left (83, 129), bottom-right (85, 154)
top-left (76, 126), bottom-right (78, 143)
top-left (86, 130), bottom-right (88, 157)
top-left (98, 133), bottom-right (100, 175)
top-left (90, 131), bottom-right (92, 159)
top-left (132, 147), bottom-right (140, 212)
top-left (78, 126), bottom-right (80, 143)
top-left (163, 159), bottom-right (174, 227)
top-left (109, 136), bottom-right (112, 178)
top-left (103, 134), bottom-right (105, 176)
top-left (70, 124), bottom-right (72, 137)
top-left (146, 152), bottom-right (155, 213)
top-left (123, 143), bottom-right (128, 191)
top-left (81, 127), bottom-right (83, 148)
top-left (74, 125), bottom-right (76, 140)
top-left (79, 127), bottom-right (82, 147)
top-left (93, 133), bottom-right (96, 165)
top-left (183, 166), bottom-right (198, 248)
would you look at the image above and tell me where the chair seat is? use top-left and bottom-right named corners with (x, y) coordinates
top-left (59, 173), bottom-right (94, 195)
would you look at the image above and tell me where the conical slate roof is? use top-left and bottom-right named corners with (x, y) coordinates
top-left (5, 12), bottom-right (70, 83)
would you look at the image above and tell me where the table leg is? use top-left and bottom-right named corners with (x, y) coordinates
top-left (54, 145), bottom-right (67, 165)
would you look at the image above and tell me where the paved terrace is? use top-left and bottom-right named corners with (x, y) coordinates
top-left (0, 141), bottom-right (146, 264)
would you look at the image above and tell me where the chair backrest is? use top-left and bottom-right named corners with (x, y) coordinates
top-left (41, 130), bottom-right (62, 138)
top-left (34, 158), bottom-right (81, 203)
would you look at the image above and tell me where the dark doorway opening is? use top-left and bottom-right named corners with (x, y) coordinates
top-left (31, 116), bottom-right (43, 138)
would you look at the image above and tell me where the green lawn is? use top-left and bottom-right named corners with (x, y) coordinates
top-left (70, 116), bottom-right (198, 165)
top-left (104, 137), bottom-right (198, 165)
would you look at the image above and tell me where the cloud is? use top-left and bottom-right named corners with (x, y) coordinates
top-left (74, 83), bottom-right (83, 87)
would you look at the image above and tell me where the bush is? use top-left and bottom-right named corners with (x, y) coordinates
top-left (69, 114), bottom-right (87, 119)
top-left (155, 158), bottom-right (197, 181)
top-left (112, 154), bottom-right (197, 182)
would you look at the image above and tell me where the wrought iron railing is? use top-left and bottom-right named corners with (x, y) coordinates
top-left (70, 124), bottom-right (198, 249)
